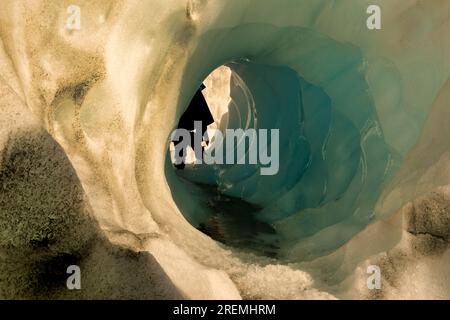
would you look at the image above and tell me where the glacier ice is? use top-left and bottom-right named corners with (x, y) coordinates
top-left (0, 0), bottom-right (449, 299)
top-left (168, 1), bottom-right (450, 262)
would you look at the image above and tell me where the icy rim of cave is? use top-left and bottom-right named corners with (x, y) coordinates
top-left (0, 0), bottom-right (449, 299)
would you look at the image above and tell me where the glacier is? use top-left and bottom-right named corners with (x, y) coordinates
top-left (0, 0), bottom-right (449, 299)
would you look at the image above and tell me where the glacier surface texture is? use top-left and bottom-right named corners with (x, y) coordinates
top-left (0, 0), bottom-right (449, 299)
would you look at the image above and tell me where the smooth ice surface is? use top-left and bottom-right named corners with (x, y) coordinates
top-left (168, 1), bottom-right (450, 261)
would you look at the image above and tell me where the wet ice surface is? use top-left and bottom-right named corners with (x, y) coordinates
top-left (175, 165), bottom-right (280, 258)
top-left (196, 184), bottom-right (281, 258)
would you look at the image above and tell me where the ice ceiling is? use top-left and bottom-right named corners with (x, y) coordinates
top-left (0, 0), bottom-right (449, 299)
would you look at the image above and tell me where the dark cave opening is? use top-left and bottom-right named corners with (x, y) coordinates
top-left (167, 65), bottom-right (281, 257)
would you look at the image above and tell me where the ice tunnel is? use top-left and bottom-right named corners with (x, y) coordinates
top-left (1, 0), bottom-right (450, 299)
top-left (166, 21), bottom-right (442, 262)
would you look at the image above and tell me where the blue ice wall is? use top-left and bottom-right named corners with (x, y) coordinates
top-left (167, 2), bottom-right (449, 260)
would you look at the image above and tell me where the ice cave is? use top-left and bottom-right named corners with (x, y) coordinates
top-left (0, 0), bottom-right (449, 299)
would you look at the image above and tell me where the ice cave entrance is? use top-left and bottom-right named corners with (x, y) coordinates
top-left (167, 35), bottom-right (393, 262)
top-left (169, 66), bottom-right (232, 166)
top-left (168, 65), bottom-right (280, 257)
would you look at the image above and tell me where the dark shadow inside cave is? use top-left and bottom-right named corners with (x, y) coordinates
top-left (168, 65), bottom-right (281, 258)
top-left (194, 183), bottom-right (280, 258)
